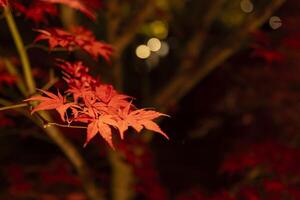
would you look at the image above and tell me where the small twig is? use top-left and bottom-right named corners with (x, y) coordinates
top-left (44, 122), bottom-right (86, 129)
top-left (41, 77), bottom-right (58, 91)
top-left (179, 0), bottom-right (226, 72)
top-left (0, 103), bottom-right (28, 111)
top-left (112, 0), bottom-right (156, 54)
top-left (38, 111), bottom-right (105, 200)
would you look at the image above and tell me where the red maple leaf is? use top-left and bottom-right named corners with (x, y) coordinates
top-left (263, 180), bottom-right (285, 193)
top-left (84, 0), bottom-right (102, 9)
top-left (25, 89), bottom-right (76, 122)
top-left (13, 1), bottom-right (58, 24)
top-left (41, 0), bottom-right (96, 20)
top-left (238, 187), bottom-right (260, 200)
top-left (34, 28), bottom-right (75, 50)
top-left (0, 72), bottom-right (17, 85)
top-left (0, 0), bottom-right (8, 7)
top-left (34, 27), bottom-right (113, 61)
top-left (251, 47), bottom-right (284, 65)
top-left (25, 61), bottom-right (168, 149)
top-left (85, 115), bottom-right (118, 149)
top-left (117, 103), bottom-right (169, 140)
top-left (0, 113), bottom-right (14, 127)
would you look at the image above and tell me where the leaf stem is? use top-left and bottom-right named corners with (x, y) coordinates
top-left (4, 6), bottom-right (36, 95)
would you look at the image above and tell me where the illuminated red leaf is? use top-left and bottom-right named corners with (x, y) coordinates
top-left (25, 89), bottom-right (76, 121)
top-left (263, 180), bottom-right (285, 193)
top-left (85, 115), bottom-right (117, 149)
top-left (13, 1), bottom-right (58, 24)
top-left (41, 0), bottom-right (96, 20)
top-left (34, 28), bottom-right (75, 50)
top-left (0, 72), bottom-right (17, 85)
top-left (25, 61), bottom-right (168, 149)
top-left (251, 48), bottom-right (284, 64)
top-left (34, 27), bottom-right (113, 61)
top-left (0, 0), bottom-right (8, 7)
top-left (117, 104), bottom-right (169, 139)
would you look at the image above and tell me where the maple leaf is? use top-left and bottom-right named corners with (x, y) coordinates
top-left (34, 28), bottom-right (75, 50)
top-left (0, 72), bottom-right (17, 85)
top-left (108, 93), bottom-right (132, 109)
top-left (117, 103), bottom-right (169, 139)
top-left (24, 61), bottom-right (168, 149)
top-left (81, 40), bottom-right (113, 61)
top-left (41, 0), bottom-right (96, 20)
top-left (95, 85), bottom-right (113, 102)
top-left (85, 115), bottom-right (118, 149)
top-left (70, 27), bottom-right (113, 62)
top-left (0, 113), bottom-right (14, 127)
top-left (58, 60), bottom-right (89, 78)
top-left (263, 180), bottom-right (285, 193)
top-left (251, 47), bottom-right (284, 64)
top-left (34, 27), bottom-right (113, 61)
top-left (25, 89), bottom-right (76, 121)
top-left (0, 0), bottom-right (8, 7)
top-left (13, 1), bottom-right (58, 24)
top-left (238, 187), bottom-right (260, 200)
top-left (129, 109), bottom-right (169, 138)
top-left (84, 0), bottom-right (102, 9)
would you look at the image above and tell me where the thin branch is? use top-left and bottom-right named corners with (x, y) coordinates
top-left (106, 0), bottom-right (122, 42)
top-left (4, 58), bottom-right (28, 96)
top-left (110, 0), bottom-right (155, 91)
top-left (112, 0), bottom-right (156, 54)
top-left (108, 149), bottom-right (135, 200)
top-left (179, 0), bottom-right (226, 72)
top-left (0, 103), bottom-right (27, 111)
top-left (41, 77), bottom-right (58, 91)
top-left (37, 111), bottom-right (105, 200)
top-left (4, 6), bottom-right (36, 94)
top-left (4, 8), bottom-right (105, 198)
top-left (153, 0), bottom-right (286, 110)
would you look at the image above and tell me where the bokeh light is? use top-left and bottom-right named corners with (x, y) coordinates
top-left (240, 0), bottom-right (254, 13)
top-left (136, 45), bottom-right (151, 59)
top-left (150, 20), bottom-right (168, 39)
top-left (147, 38), bottom-right (162, 52)
top-left (269, 16), bottom-right (282, 30)
top-left (157, 41), bottom-right (169, 57)
top-left (146, 53), bottom-right (160, 70)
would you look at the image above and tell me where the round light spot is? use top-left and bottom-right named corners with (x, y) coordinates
top-left (147, 38), bottom-right (161, 52)
top-left (240, 0), bottom-right (254, 13)
top-left (146, 53), bottom-right (160, 70)
top-left (150, 20), bottom-right (168, 39)
top-left (136, 45), bottom-right (151, 59)
top-left (269, 16), bottom-right (282, 30)
top-left (157, 41), bottom-right (169, 57)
